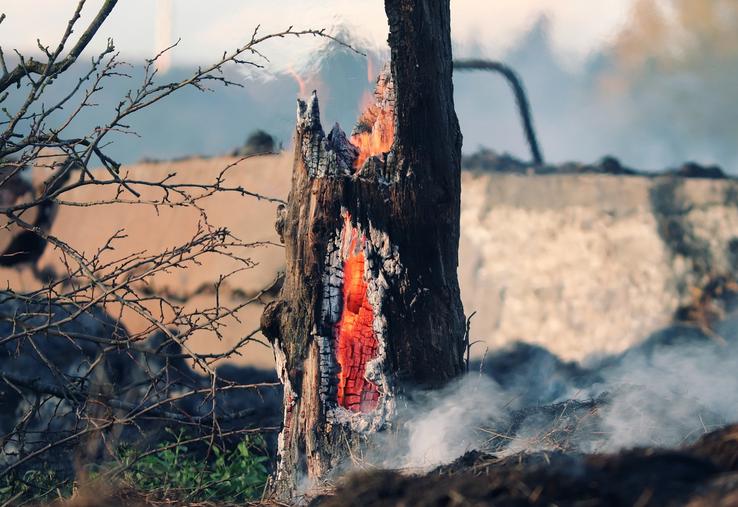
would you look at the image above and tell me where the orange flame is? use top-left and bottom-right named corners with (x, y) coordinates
top-left (350, 69), bottom-right (394, 170)
top-left (286, 66), bottom-right (307, 97)
top-left (330, 66), bottom-right (394, 412)
top-left (334, 214), bottom-right (380, 413)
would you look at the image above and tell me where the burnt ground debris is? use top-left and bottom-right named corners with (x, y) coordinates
top-left (5, 271), bottom-right (738, 503)
top-left (316, 426), bottom-right (738, 506)
top-left (309, 273), bottom-right (738, 505)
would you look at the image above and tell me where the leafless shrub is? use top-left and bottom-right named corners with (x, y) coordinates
top-left (0, 1), bottom-right (354, 501)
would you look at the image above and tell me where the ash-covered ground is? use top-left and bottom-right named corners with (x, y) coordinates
top-left (317, 426), bottom-right (738, 506)
top-left (306, 276), bottom-right (738, 505)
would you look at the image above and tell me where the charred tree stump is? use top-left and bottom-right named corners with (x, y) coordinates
top-left (261, 0), bottom-right (465, 497)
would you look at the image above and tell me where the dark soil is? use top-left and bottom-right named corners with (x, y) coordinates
top-left (315, 424), bottom-right (738, 506)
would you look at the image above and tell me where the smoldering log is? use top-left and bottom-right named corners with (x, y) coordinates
top-left (261, 0), bottom-right (467, 497)
top-left (261, 76), bottom-right (399, 496)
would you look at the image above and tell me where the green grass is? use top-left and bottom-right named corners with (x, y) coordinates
top-left (0, 430), bottom-right (270, 505)
top-left (117, 429), bottom-right (270, 503)
top-left (0, 468), bottom-right (74, 505)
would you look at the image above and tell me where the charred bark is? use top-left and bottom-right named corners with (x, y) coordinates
top-left (261, 0), bottom-right (465, 497)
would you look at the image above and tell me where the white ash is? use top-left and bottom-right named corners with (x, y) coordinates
top-left (296, 92), bottom-right (357, 178)
top-left (272, 338), bottom-right (295, 483)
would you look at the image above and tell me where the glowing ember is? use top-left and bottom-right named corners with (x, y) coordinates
top-left (334, 219), bottom-right (380, 412)
top-left (350, 68), bottom-right (395, 170)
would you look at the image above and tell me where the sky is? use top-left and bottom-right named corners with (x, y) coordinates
top-left (2, 1), bottom-right (635, 72)
top-left (9, 0), bottom-right (736, 172)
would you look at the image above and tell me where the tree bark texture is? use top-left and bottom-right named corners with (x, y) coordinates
top-left (261, 0), bottom-right (465, 498)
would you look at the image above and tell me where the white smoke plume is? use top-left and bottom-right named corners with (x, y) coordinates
top-left (402, 376), bottom-right (506, 467)
top-left (362, 318), bottom-right (738, 471)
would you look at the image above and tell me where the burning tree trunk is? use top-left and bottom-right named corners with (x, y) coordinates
top-left (261, 0), bottom-right (465, 497)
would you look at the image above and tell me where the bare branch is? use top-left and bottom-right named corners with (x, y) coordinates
top-left (0, 0), bottom-right (118, 93)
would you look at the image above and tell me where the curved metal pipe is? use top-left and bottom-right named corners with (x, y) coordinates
top-left (454, 59), bottom-right (544, 166)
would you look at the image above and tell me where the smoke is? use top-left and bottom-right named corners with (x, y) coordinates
top-left (154, 0), bottom-right (174, 73)
top-left (457, 0), bottom-right (738, 171)
top-left (595, 0), bottom-right (738, 170)
top-left (8, 1), bottom-right (738, 171)
top-left (401, 376), bottom-right (506, 468)
top-left (362, 313), bottom-right (738, 471)
top-left (587, 336), bottom-right (738, 451)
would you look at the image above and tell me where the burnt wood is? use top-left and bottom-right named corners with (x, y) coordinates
top-left (261, 0), bottom-right (466, 498)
